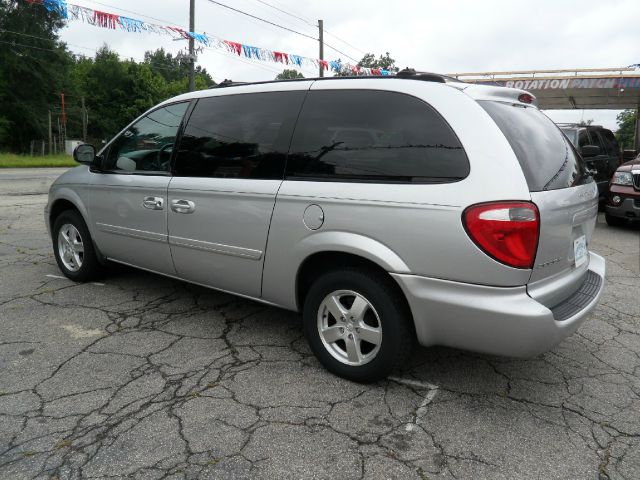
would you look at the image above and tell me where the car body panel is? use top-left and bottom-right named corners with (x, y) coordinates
top-left (167, 177), bottom-right (282, 297)
top-left (526, 182), bottom-right (599, 301)
top-left (393, 252), bottom-right (605, 356)
top-left (88, 173), bottom-right (175, 275)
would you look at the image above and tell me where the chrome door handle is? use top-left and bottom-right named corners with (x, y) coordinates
top-left (142, 196), bottom-right (164, 210)
top-left (170, 199), bottom-right (196, 214)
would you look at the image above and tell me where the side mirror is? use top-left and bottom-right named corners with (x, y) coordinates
top-left (73, 144), bottom-right (96, 164)
top-left (580, 145), bottom-right (601, 157)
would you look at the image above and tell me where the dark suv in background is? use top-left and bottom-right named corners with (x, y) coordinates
top-left (559, 124), bottom-right (621, 200)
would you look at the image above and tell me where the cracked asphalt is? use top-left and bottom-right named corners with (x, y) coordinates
top-left (0, 168), bottom-right (639, 480)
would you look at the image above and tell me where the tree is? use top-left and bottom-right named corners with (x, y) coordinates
top-left (616, 109), bottom-right (637, 149)
top-left (144, 48), bottom-right (215, 88)
top-left (0, 0), bottom-right (72, 151)
top-left (358, 52), bottom-right (398, 71)
top-left (335, 52), bottom-right (399, 76)
top-left (70, 46), bottom-right (167, 142)
top-left (276, 69), bottom-right (304, 80)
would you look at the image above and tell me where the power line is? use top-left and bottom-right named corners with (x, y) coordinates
top-left (80, 0), bottom-right (190, 30)
top-left (202, 0), bottom-right (317, 41)
top-left (251, 0), bottom-right (315, 27)
top-left (0, 29), bottom-right (97, 52)
top-left (323, 29), bottom-right (367, 56)
top-left (0, 34), bottom-right (212, 75)
top-left (0, 38), bottom-right (66, 53)
top-left (204, 0), bottom-right (359, 62)
top-left (249, 0), bottom-right (367, 56)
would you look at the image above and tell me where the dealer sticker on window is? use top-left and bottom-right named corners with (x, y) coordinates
top-left (574, 235), bottom-right (587, 268)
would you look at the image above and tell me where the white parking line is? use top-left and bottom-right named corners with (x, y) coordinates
top-left (388, 376), bottom-right (439, 430)
top-left (388, 376), bottom-right (438, 391)
top-left (44, 274), bottom-right (105, 286)
top-left (45, 274), bottom-right (67, 280)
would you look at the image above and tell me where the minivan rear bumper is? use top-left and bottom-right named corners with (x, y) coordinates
top-left (391, 252), bottom-right (605, 357)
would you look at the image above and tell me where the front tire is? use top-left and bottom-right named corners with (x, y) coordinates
top-left (52, 210), bottom-right (101, 282)
top-left (303, 268), bottom-right (414, 383)
top-left (605, 213), bottom-right (627, 227)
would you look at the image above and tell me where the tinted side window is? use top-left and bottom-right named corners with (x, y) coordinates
top-left (105, 102), bottom-right (189, 173)
top-left (598, 129), bottom-right (618, 157)
top-left (286, 90), bottom-right (469, 183)
top-left (578, 130), bottom-right (589, 148)
top-left (174, 91), bottom-right (306, 179)
top-left (588, 129), bottom-right (605, 151)
top-left (480, 101), bottom-right (590, 191)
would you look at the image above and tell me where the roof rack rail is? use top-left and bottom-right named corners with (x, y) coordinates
top-left (213, 79), bottom-right (248, 88)
top-left (396, 68), bottom-right (463, 84)
top-left (204, 70), bottom-right (462, 90)
top-left (556, 122), bottom-right (604, 129)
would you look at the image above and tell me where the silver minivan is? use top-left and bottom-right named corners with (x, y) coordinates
top-left (46, 72), bottom-right (605, 382)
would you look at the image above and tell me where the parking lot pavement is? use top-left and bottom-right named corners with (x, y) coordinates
top-left (0, 168), bottom-right (638, 480)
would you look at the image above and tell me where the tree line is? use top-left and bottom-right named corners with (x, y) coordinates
top-left (0, 1), bottom-right (215, 152)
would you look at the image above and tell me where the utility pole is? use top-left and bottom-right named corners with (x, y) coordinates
top-left (48, 110), bottom-right (52, 155)
top-left (60, 92), bottom-right (67, 152)
top-left (188, 0), bottom-right (195, 92)
top-left (81, 96), bottom-right (88, 143)
top-left (318, 19), bottom-right (324, 78)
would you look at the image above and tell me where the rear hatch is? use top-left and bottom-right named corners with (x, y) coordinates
top-left (479, 100), bottom-right (599, 307)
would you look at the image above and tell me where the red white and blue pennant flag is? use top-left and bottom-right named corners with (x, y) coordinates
top-left (24, 0), bottom-right (393, 76)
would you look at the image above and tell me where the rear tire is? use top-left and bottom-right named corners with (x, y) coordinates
top-left (52, 210), bottom-right (102, 282)
top-left (605, 213), bottom-right (627, 227)
top-left (302, 268), bottom-right (414, 383)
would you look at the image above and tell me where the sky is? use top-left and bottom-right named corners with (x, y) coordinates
top-left (58, 0), bottom-right (640, 131)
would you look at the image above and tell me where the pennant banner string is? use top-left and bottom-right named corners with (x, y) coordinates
top-left (23, 0), bottom-right (393, 76)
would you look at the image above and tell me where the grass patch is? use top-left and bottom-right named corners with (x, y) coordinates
top-left (0, 153), bottom-right (76, 168)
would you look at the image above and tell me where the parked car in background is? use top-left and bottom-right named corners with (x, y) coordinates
top-left (559, 124), bottom-right (622, 201)
top-left (46, 73), bottom-right (605, 382)
top-left (605, 155), bottom-right (640, 226)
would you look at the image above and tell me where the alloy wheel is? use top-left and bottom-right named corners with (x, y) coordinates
top-left (57, 223), bottom-right (84, 272)
top-left (317, 289), bottom-right (382, 366)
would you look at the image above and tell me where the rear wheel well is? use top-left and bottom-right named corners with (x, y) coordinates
top-left (49, 199), bottom-right (79, 231)
top-left (296, 251), bottom-right (414, 328)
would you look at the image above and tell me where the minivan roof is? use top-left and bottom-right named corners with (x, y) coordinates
top-left (162, 70), bottom-right (538, 109)
top-left (212, 69), bottom-right (460, 89)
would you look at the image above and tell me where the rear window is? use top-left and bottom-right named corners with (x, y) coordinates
top-left (480, 101), bottom-right (590, 191)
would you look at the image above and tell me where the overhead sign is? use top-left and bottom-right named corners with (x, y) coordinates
top-left (481, 77), bottom-right (640, 90)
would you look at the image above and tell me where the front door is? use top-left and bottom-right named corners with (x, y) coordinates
top-left (89, 102), bottom-right (189, 274)
top-left (167, 89), bottom-right (308, 297)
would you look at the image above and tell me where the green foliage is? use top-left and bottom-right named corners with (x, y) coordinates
top-left (0, 153), bottom-right (76, 168)
top-left (616, 109), bottom-right (637, 149)
top-left (144, 48), bottom-right (215, 88)
top-left (67, 46), bottom-right (218, 143)
top-left (276, 69), bottom-right (304, 80)
top-left (336, 52), bottom-right (399, 76)
top-left (0, 3), bottom-right (216, 151)
top-left (358, 52), bottom-right (398, 71)
top-left (0, 0), bottom-right (71, 152)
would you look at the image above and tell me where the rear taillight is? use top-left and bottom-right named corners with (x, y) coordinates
top-left (463, 202), bottom-right (540, 269)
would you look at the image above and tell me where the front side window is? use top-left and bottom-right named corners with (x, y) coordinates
top-left (174, 91), bottom-right (306, 179)
top-left (286, 90), bottom-right (469, 183)
top-left (104, 102), bottom-right (189, 173)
